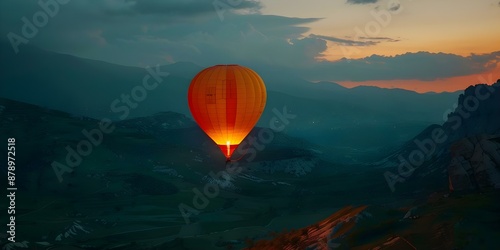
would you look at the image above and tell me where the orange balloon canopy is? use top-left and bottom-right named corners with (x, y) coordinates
top-left (188, 65), bottom-right (267, 159)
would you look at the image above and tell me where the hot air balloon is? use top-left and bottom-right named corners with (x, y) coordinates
top-left (188, 64), bottom-right (267, 161)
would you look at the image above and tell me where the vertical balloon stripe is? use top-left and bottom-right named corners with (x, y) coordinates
top-left (232, 67), bottom-right (247, 141)
top-left (226, 66), bottom-right (237, 142)
top-left (241, 67), bottom-right (258, 137)
top-left (201, 66), bottom-right (218, 138)
top-left (214, 66), bottom-right (226, 140)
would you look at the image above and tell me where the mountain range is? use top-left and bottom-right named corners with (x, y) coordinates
top-left (0, 41), bottom-right (463, 161)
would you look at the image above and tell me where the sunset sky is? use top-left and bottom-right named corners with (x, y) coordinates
top-left (260, 0), bottom-right (500, 92)
top-left (261, 0), bottom-right (500, 59)
top-left (1, 0), bottom-right (499, 93)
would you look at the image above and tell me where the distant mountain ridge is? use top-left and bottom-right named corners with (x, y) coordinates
top-left (0, 41), bottom-right (458, 121)
top-left (1, 41), bottom-right (464, 158)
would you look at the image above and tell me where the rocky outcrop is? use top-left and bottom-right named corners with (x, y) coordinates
top-left (377, 80), bottom-right (500, 193)
top-left (444, 80), bottom-right (500, 142)
top-left (245, 206), bottom-right (367, 250)
top-left (448, 134), bottom-right (500, 191)
top-left (371, 236), bottom-right (417, 250)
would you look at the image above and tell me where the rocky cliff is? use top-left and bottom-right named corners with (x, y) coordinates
top-left (448, 135), bottom-right (500, 191)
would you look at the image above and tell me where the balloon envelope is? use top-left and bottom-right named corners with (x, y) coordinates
top-left (188, 65), bottom-right (267, 159)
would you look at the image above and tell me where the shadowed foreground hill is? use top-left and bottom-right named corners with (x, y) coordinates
top-left (0, 97), bottom-right (340, 250)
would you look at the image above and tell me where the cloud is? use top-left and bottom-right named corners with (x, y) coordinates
top-left (308, 34), bottom-right (399, 47)
top-left (0, 0), bottom-right (322, 67)
top-left (0, 0), bottom-right (497, 83)
top-left (346, 0), bottom-right (379, 5)
top-left (359, 36), bottom-right (400, 42)
top-left (309, 34), bottom-right (377, 46)
top-left (103, 0), bottom-right (262, 16)
top-left (301, 51), bottom-right (500, 81)
top-left (388, 2), bottom-right (401, 11)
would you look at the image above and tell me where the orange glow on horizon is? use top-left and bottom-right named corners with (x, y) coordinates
top-left (337, 64), bottom-right (500, 93)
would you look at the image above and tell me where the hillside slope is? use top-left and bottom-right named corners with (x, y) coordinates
top-left (377, 80), bottom-right (500, 194)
